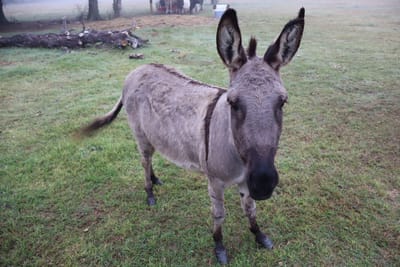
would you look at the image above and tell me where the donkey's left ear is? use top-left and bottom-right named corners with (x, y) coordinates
top-left (264, 7), bottom-right (305, 71)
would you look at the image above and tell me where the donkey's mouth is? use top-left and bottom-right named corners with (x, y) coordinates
top-left (247, 176), bottom-right (276, 200)
top-left (247, 163), bottom-right (279, 201)
top-left (250, 191), bottom-right (273, 201)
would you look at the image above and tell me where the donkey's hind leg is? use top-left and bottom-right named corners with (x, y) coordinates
top-left (150, 166), bottom-right (163, 185)
top-left (239, 189), bottom-right (273, 249)
top-left (141, 151), bottom-right (157, 206)
top-left (135, 130), bottom-right (162, 206)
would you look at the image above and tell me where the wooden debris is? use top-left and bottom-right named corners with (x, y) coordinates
top-left (129, 53), bottom-right (144, 59)
top-left (0, 29), bottom-right (148, 49)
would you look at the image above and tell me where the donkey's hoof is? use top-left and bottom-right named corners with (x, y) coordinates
top-left (147, 197), bottom-right (156, 206)
top-left (256, 232), bottom-right (274, 250)
top-left (215, 247), bottom-right (229, 265)
top-left (153, 178), bottom-right (163, 185)
top-left (151, 175), bottom-right (163, 185)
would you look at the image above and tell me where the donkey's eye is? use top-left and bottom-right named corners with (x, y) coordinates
top-left (227, 97), bottom-right (240, 111)
top-left (227, 96), bottom-right (246, 123)
top-left (279, 96), bottom-right (288, 108)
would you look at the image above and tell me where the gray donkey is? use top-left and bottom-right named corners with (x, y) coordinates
top-left (80, 8), bottom-right (305, 265)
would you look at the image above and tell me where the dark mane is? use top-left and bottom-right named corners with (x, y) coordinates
top-left (247, 37), bottom-right (257, 59)
top-left (149, 63), bottom-right (225, 91)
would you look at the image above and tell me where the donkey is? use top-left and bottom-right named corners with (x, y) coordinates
top-left (189, 0), bottom-right (203, 14)
top-left (80, 8), bottom-right (304, 264)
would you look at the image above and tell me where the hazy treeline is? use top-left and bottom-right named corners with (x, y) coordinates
top-left (3, 0), bottom-right (144, 4)
top-left (1, 0), bottom-right (145, 23)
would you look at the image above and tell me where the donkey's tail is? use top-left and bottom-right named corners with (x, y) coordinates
top-left (79, 96), bottom-right (123, 137)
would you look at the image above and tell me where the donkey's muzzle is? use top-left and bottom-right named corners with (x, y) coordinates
top-left (247, 163), bottom-right (279, 201)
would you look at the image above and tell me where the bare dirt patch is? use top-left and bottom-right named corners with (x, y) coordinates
top-left (0, 15), bottom-right (215, 34)
top-left (87, 15), bottom-right (215, 30)
top-left (0, 60), bottom-right (15, 66)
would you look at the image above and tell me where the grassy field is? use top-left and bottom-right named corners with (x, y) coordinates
top-left (1, 1), bottom-right (399, 266)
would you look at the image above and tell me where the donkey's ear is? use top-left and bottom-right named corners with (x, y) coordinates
top-left (216, 9), bottom-right (247, 71)
top-left (264, 7), bottom-right (305, 71)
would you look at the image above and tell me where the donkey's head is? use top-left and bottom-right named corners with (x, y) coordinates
top-left (217, 8), bottom-right (304, 200)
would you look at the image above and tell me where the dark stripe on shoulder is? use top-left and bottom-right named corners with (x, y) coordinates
top-left (205, 89), bottom-right (225, 162)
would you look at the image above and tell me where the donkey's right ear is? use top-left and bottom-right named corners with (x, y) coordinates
top-left (216, 9), bottom-right (247, 71)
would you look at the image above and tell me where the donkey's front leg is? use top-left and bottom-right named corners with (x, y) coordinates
top-left (239, 190), bottom-right (274, 249)
top-left (208, 180), bottom-right (228, 265)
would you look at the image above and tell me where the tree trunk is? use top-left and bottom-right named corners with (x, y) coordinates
top-left (113, 0), bottom-right (122, 18)
top-left (87, 0), bottom-right (101, 21)
top-left (150, 0), bottom-right (153, 14)
top-left (0, 0), bottom-right (9, 25)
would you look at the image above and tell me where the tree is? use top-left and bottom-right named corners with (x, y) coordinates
top-left (0, 0), bottom-right (9, 25)
top-left (113, 0), bottom-right (122, 18)
top-left (87, 0), bottom-right (101, 21)
top-left (149, 0), bottom-right (153, 14)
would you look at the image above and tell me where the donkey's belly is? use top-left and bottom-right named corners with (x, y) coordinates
top-left (145, 118), bottom-right (204, 172)
top-left (156, 147), bottom-right (203, 172)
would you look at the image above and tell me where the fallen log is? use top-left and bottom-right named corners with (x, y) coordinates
top-left (0, 29), bottom-right (148, 49)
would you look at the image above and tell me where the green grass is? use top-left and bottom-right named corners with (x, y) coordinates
top-left (1, 1), bottom-right (399, 266)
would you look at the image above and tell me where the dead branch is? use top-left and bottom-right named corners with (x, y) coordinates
top-left (0, 29), bottom-right (148, 49)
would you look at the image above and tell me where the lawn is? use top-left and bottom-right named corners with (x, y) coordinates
top-left (1, 0), bottom-right (399, 266)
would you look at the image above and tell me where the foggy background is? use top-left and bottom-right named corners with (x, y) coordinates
top-left (3, 0), bottom-right (399, 22)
